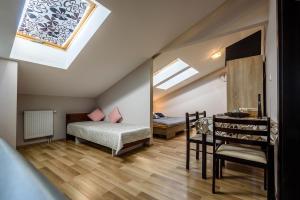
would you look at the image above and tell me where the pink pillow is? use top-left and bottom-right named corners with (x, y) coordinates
top-left (108, 107), bottom-right (122, 123)
top-left (87, 108), bottom-right (105, 121)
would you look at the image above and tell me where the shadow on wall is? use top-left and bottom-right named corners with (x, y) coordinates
top-left (154, 68), bottom-right (227, 117)
top-left (98, 63), bottom-right (150, 108)
top-left (97, 60), bottom-right (152, 126)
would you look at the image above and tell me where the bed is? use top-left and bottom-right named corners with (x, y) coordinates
top-left (66, 113), bottom-right (151, 156)
top-left (153, 116), bottom-right (186, 139)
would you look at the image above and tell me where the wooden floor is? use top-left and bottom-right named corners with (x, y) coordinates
top-left (19, 134), bottom-right (266, 200)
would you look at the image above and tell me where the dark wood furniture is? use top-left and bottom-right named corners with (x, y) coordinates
top-left (66, 113), bottom-right (150, 154)
top-left (186, 111), bottom-right (215, 179)
top-left (212, 115), bottom-right (271, 195)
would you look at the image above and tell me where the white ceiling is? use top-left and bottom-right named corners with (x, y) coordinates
top-left (153, 0), bottom-right (268, 100)
top-left (153, 26), bottom-right (264, 100)
top-left (0, 0), bottom-right (226, 97)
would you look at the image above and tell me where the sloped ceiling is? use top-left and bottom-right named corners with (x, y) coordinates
top-left (162, 0), bottom-right (269, 51)
top-left (153, 0), bottom-right (268, 100)
top-left (153, 27), bottom-right (264, 100)
top-left (0, 0), bottom-right (24, 58)
top-left (0, 0), bottom-right (226, 97)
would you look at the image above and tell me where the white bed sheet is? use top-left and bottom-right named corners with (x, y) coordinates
top-left (67, 121), bottom-right (151, 153)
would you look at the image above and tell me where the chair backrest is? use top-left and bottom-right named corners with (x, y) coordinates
top-left (212, 115), bottom-right (270, 148)
top-left (186, 111), bottom-right (206, 140)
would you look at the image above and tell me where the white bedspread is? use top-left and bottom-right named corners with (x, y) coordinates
top-left (67, 121), bottom-right (151, 153)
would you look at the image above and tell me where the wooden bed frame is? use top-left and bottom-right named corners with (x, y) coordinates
top-left (66, 113), bottom-right (150, 156)
top-left (153, 123), bottom-right (185, 139)
top-left (153, 111), bottom-right (206, 139)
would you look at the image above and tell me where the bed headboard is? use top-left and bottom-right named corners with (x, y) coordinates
top-left (66, 113), bottom-right (91, 125)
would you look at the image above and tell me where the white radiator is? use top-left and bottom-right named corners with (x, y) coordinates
top-left (24, 110), bottom-right (54, 140)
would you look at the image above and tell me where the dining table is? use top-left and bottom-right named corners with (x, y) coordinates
top-left (194, 115), bottom-right (278, 199)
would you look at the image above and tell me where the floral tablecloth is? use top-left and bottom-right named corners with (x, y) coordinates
top-left (195, 116), bottom-right (278, 145)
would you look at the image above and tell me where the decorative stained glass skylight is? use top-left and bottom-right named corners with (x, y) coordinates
top-left (17, 0), bottom-right (96, 50)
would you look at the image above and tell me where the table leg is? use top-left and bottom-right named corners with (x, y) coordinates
top-left (202, 134), bottom-right (207, 179)
top-left (268, 145), bottom-right (275, 200)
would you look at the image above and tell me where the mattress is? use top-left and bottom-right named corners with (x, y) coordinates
top-left (153, 117), bottom-right (186, 127)
top-left (67, 121), bottom-right (151, 153)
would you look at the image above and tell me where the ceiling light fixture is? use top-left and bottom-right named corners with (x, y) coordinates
top-left (156, 67), bottom-right (199, 90)
top-left (211, 51), bottom-right (222, 59)
top-left (153, 58), bottom-right (189, 86)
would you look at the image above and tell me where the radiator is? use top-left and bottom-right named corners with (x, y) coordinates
top-left (24, 110), bottom-right (54, 140)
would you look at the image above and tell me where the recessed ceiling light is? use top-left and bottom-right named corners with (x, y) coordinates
top-left (153, 58), bottom-right (189, 86)
top-left (211, 51), bottom-right (222, 59)
top-left (156, 67), bottom-right (199, 90)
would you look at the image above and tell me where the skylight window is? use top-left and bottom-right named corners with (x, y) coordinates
top-left (10, 0), bottom-right (110, 69)
top-left (153, 58), bottom-right (189, 86)
top-left (156, 67), bottom-right (199, 90)
top-left (17, 0), bottom-right (96, 50)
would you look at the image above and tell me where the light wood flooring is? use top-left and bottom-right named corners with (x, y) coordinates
top-left (19, 134), bottom-right (267, 200)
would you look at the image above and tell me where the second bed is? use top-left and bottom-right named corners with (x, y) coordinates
top-left (153, 116), bottom-right (186, 139)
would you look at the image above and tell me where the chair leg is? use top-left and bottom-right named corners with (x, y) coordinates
top-left (219, 160), bottom-right (224, 178)
top-left (212, 157), bottom-right (216, 194)
top-left (221, 159), bottom-right (225, 167)
top-left (196, 143), bottom-right (200, 160)
top-left (264, 167), bottom-right (267, 190)
top-left (186, 141), bottom-right (190, 170)
top-left (216, 159), bottom-right (220, 179)
top-left (202, 141), bottom-right (207, 179)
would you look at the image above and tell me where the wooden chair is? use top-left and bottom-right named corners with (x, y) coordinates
top-left (212, 115), bottom-right (271, 194)
top-left (186, 111), bottom-right (217, 179)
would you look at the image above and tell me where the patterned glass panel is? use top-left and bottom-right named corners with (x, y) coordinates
top-left (17, 0), bottom-right (96, 49)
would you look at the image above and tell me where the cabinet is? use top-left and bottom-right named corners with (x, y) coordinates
top-left (227, 55), bottom-right (264, 112)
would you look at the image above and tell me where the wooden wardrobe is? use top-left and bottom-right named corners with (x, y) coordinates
top-left (226, 55), bottom-right (264, 112)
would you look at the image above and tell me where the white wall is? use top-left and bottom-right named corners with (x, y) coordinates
top-left (154, 69), bottom-right (226, 117)
top-left (266, 0), bottom-right (279, 198)
top-left (17, 94), bottom-right (96, 146)
top-left (0, 59), bottom-right (18, 148)
top-left (97, 60), bottom-right (152, 127)
top-left (265, 0), bottom-right (278, 122)
top-left (0, 0), bottom-right (25, 58)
